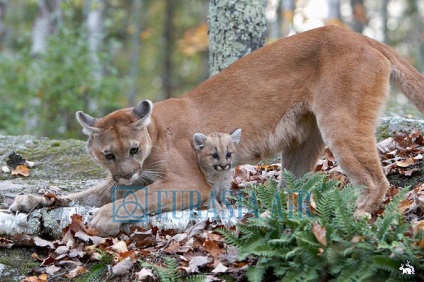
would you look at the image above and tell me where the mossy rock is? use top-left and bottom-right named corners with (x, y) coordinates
top-left (0, 135), bottom-right (106, 207)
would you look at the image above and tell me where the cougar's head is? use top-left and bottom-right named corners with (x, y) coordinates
top-left (76, 100), bottom-right (153, 185)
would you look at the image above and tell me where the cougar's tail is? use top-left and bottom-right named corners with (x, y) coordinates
top-left (366, 37), bottom-right (424, 113)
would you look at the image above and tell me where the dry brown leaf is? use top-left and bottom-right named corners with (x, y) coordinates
top-left (65, 265), bottom-right (87, 279)
top-left (203, 240), bottom-right (222, 259)
top-left (11, 165), bottom-right (30, 177)
top-left (396, 158), bottom-right (415, 168)
top-left (312, 223), bottom-right (327, 246)
top-left (351, 235), bottom-right (364, 243)
top-left (399, 199), bottom-right (413, 213)
top-left (0, 237), bottom-right (15, 248)
top-left (111, 240), bottom-right (128, 253)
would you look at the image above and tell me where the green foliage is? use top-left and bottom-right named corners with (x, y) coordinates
top-left (0, 26), bottom-right (122, 138)
top-left (139, 257), bottom-right (206, 282)
top-left (78, 249), bottom-right (113, 282)
top-left (219, 171), bottom-right (424, 281)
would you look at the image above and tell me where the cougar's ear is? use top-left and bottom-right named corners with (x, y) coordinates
top-left (132, 100), bottom-right (153, 128)
top-left (193, 133), bottom-right (207, 151)
top-left (76, 111), bottom-right (100, 135)
top-left (230, 128), bottom-right (242, 146)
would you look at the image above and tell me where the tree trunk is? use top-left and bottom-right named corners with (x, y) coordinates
top-left (31, 0), bottom-right (62, 55)
top-left (86, 0), bottom-right (104, 87)
top-left (162, 0), bottom-right (175, 100)
top-left (281, 0), bottom-right (295, 37)
top-left (328, 0), bottom-right (341, 21)
top-left (0, 0), bottom-right (7, 49)
top-left (350, 0), bottom-right (367, 33)
top-left (208, 0), bottom-right (266, 77)
top-left (128, 0), bottom-right (143, 106)
top-left (382, 0), bottom-right (389, 43)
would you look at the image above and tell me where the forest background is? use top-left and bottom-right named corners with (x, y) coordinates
top-left (0, 0), bottom-right (422, 139)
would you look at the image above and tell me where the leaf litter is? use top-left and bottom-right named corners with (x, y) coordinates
top-left (1, 129), bottom-right (424, 281)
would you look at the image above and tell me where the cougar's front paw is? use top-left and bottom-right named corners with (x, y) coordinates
top-left (9, 194), bottom-right (52, 213)
top-left (91, 204), bottom-right (121, 236)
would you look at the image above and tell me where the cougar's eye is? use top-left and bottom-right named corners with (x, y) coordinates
top-left (226, 152), bottom-right (232, 159)
top-left (211, 153), bottom-right (219, 159)
top-left (130, 147), bottom-right (139, 155)
top-left (104, 153), bottom-right (115, 160)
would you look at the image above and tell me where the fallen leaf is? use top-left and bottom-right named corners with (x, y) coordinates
top-left (45, 265), bottom-right (61, 275)
top-left (203, 240), bottom-right (222, 259)
top-left (187, 256), bottom-right (211, 273)
top-left (11, 165), bottom-right (30, 177)
top-left (212, 262), bottom-right (228, 273)
top-left (312, 223), bottom-right (327, 246)
top-left (351, 235), bottom-right (364, 243)
top-left (137, 268), bottom-right (155, 281)
top-left (396, 158), bottom-right (415, 168)
top-left (112, 257), bottom-right (135, 276)
top-left (65, 265), bottom-right (87, 279)
top-left (74, 231), bottom-right (103, 245)
top-left (34, 237), bottom-right (55, 249)
top-left (111, 240), bottom-right (128, 253)
top-left (0, 237), bottom-right (14, 248)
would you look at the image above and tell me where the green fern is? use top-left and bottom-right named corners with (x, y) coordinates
top-left (139, 257), bottom-right (206, 282)
top-left (220, 172), bottom-right (424, 281)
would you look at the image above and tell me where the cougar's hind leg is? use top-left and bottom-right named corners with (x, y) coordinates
top-left (281, 114), bottom-right (325, 180)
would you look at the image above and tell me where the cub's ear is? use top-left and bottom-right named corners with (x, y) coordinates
top-left (230, 128), bottom-right (242, 146)
top-left (76, 111), bottom-right (100, 135)
top-left (193, 133), bottom-right (207, 151)
top-left (132, 100), bottom-right (153, 128)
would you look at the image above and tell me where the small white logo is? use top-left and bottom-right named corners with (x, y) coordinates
top-left (399, 260), bottom-right (415, 275)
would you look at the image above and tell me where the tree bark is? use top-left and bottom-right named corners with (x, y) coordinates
top-left (162, 0), bottom-right (175, 99)
top-left (350, 0), bottom-right (367, 33)
top-left (281, 0), bottom-right (295, 37)
top-left (31, 0), bottom-right (62, 55)
top-left (128, 0), bottom-right (143, 106)
top-left (0, 0), bottom-right (7, 49)
top-left (208, 0), bottom-right (266, 77)
top-left (87, 0), bottom-right (104, 86)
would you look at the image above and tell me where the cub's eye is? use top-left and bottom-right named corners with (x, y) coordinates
top-left (130, 147), bottom-right (139, 155)
top-left (104, 153), bottom-right (115, 160)
top-left (226, 152), bottom-right (232, 159)
top-left (211, 153), bottom-right (219, 159)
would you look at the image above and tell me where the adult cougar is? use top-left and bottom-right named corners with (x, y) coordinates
top-left (10, 26), bottom-right (424, 236)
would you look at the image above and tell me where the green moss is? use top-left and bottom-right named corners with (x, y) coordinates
top-left (375, 124), bottom-right (391, 141)
top-left (0, 248), bottom-right (40, 281)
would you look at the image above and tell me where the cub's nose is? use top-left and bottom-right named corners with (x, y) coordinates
top-left (215, 164), bottom-right (230, 171)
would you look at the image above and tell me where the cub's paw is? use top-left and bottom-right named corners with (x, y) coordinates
top-left (91, 204), bottom-right (121, 236)
top-left (9, 194), bottom-right (53, 213)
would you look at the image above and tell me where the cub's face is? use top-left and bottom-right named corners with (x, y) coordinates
top-left (193, 129), bottom-right (242, 172)
top-left (76, 100), bottom-right (153, 185)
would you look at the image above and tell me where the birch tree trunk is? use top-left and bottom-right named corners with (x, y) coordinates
top-left (328, 0), bottom-right (341, 22)
top-left (208, 0), bottom-right (266, 77)
top-left (163, 0), bottom-right (175, 99)
top-left (128, 0), bottom-right (142, 106)
top-left (31, 0), bottom-right (62, 55)
top-left (86, 0), bottom-right (104, 88)
top-left (0, 0), bottom-right (7, 49)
